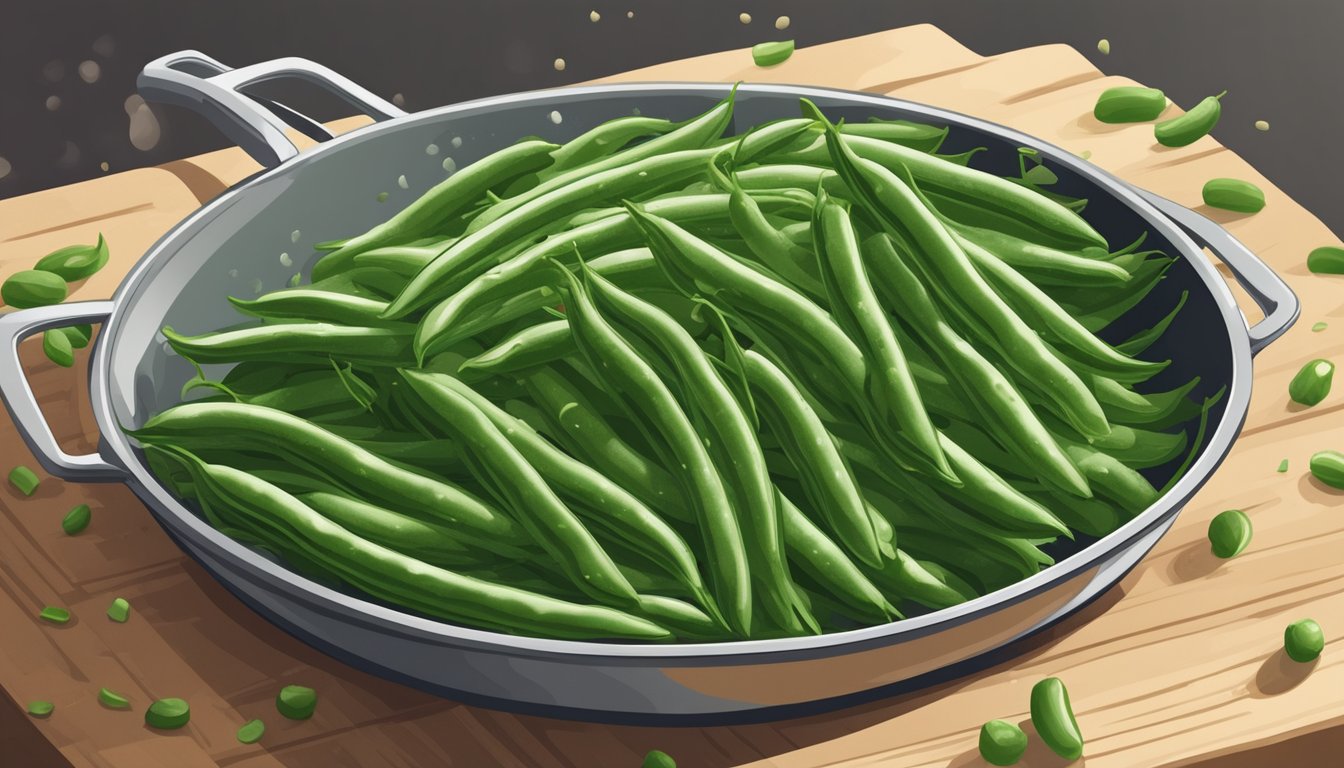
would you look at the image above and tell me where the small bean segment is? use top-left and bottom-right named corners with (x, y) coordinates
top-left (1207, 509), bottom-right (1252, 558)
top-left (1289, 358), bottom-right (1334, 406)
top-left (1284, 618), bottom-right (1325, 663)
top-left (1202, 178), bottom-right (1265, 213)
top-left (1309, 450), bottom-right (1344, 489)
top-left (1155, 91), bottom-right (1225, 147)
top-left (1093, 86), bottom-right (1166, 123)
top-left (1308, 246), bottom-right (1344, 275)
top-left (979, 719), bottom-right (1028, 766)
top-left (1030, 676), bottom-right (1084, 760)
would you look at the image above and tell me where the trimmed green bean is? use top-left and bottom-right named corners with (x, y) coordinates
top-left (34, 233), bottom-right (110, 281)
top-left (752, 40), bottom-right (795, 67)
top-left (1030, 677), bottom-right (1084, 760)
top-left (1289, 359), bottom-right (1334, 406)
top-left (2, 270), bottom-right (67, 309)
top-left (1202, 178), bottom-right (1265, 213)
top-left (1093, 86), bottom-right (1166, 123)
top-left (1155, 91), bottom-right (1225, 147)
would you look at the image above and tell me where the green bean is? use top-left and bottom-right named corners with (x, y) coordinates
top-left (236, 718), bottom-right (265, 744)
top-left (1030, 677), bottom-right (1084, 760)
top-left (1060, 439), bottom-right (1159, 509)
top-left (401, 370), bottom-right (714, 614)
top-left (27, 701), bottom-right (54, 718)
top-left (313, 139), bottom-right (559, 279)
top-left (98, 687), bottom-right (130, 709)
top-left (1077, 422), bottom-right (1187, 469)
top-left (813, 191), bottom-right (950, 481)
top-left (736, 164), bottom-right (845, 196)
top-left (1309, 450), bottom-right (1344, 489)
top-left (39, 606), bottom-right (70, 624)
top-left (1202, 178), bottom-right (1265, 213)
top-left (1284, 618), bottom-right (1325, 663)
top-left (1063, 256), bottom-right (1174, 333)
top-left (712, 156), bottom-right (825, 300)
top-left (752, 40), bottom-right (795, 67)
top-left (389, 372), bottom-right (637, 607)
top-left (840, 119), bottom-right (949, 153)
top-left (807, 104), bottom-right (1111, 440)
top-left (979, 719), bottom-right (1028, 766)
top-left (468, 92), bottom-right (737, 235)
top-left (228, 289), bottom-right (394, 327)
top-left (458, 319), bottom-right (573, 376)
top-left (2, 270), bottom-right (67, 309)
top-left (1289, 359), bottom-right (1334, 406)
top-left (951, 224), bottom-right (1125, 285)
top-left (580, 264), bottom-right (809, 633)
top-left (43, 329), bottom-right (74, 367)
top-left (59, 324), bottom-right (93, 349)
top-left (129, 402), bottom-right (530, 557)
top-left (1308, 246), bottom-right (1344, 275)
top-left (163, 323), bottom-right (413, 366)
top-left (62, 503), bottom-right (91, 535)
top-left (777, 490), bottom-right (895, 623)
top-left (745, 349), bottom-right (882, 565)
top-left (1207, 509), bottom-right (1252, 559)
top-left (625, 203), bottom-right (956, 483)
top-left (790, 107), bottom-right (1106, 249)
top-left (297, 491), bottom-right (481, 568)
top-left (543, 116), bottom-right (680, 180)
top-left (351, 241), bottom-right (454, 276)
top-left (863, 233), bottom-right (1090, 497)
top-left (34, 233), bottom-right (109, 281)
top-left (8, 465), bottom-right (40, 496)
top-left (552, 261), bottom-right (752, 634)
top-left (386, 119), bottom-right (814, 319)
top-left (162, 445), bottom-right (671, 640)
top-left (107, 597), bottom-right (131, 622)
top-left (643, 749), bottom-right (677, 768)
top-left (145, 698), bottom-right (191, 730)
top-left (1093, 86), bottom-right (1167, 123)
top-left (1091, 375), bottom-right (1202, 428)
top-left (964, 239), bottom-right (1167, 381)
top-left (414, 193), bottom-right (797, 360)
top-left (1155, 91), bottom-right (1225, 147)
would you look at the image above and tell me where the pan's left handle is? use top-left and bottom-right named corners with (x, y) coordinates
top-left (137, 50), bottom-right (406, 169)
top-left (0, 301), bottom-right (127, 481)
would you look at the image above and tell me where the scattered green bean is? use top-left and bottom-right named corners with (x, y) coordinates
top-left (9, 465), bottom-right (40, 496)
top-left (1093, 86), bottom-right (1166, 123)
top-left (1278, 459), bottom-right (1289, 473)
top-left (2, 269), bottom-right (67, 308)
top-left (1202, 178), bottom-right (1265, 213)
top-left (62, 503), bottom-right (91, 535)
top-left (42, 329), bottom-right (74, 367)
top-left (236, 718), bottom-right (266, 744)
top-left (1208, 509), bottom-right (1252, 559)
top-left (145, 698), bottom-right (191, 729)
top-left (1289, 359), bottom-right (1334, 406)
top-left (1313, 321), bottom-right (1329, 332)
top-left (39, 606), bottom-right (69, 624)
top-left (979, 719), bottom-right (1028, 766)
top-left (107, 597), bottom-right (131, 623)
top-left (1030, 676), bottom-right (1084, 760)
top-left (1155, 91), bottom-right (1225, 147)
top-left (276, 685), bottom-right (317, 719)
top-left (752, 40), bottom-right (795, 67)
top-left (98, 687), bottom-right (130, 709)
top-left (34, 234), bottom-right (109, 281)
top-left (1307, 246), bottom-right (1344, 275)
top-left (27, 700), bottom-right (54, 718)
top-left (642, 749), bottom-right (677, 768)
top-left (1309, 450), bottom-right (1344, 489)
top-left (1284, 618), bottom-right (1325, 663)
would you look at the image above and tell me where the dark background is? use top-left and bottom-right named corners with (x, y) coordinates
top-left (0, 0), bottom-right (1340, 239)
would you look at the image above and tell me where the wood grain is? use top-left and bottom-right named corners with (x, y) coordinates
top-left (2, 22), bottom-right (1341, 768)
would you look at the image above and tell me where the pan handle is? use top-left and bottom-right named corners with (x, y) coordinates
top-left (0, 301), bottom-right (127, 481)
top-left (137, 50), bottom-right (406, 169)
top-left (1135, 189), bottom-right (1299, 355)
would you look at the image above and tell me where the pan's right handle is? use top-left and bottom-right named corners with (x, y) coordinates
top-left (137, 50), bottom-right (406, 169)
top-left (1135, 189), bottom-right (1300, 355)
top-left (0, 301), bottom-right (127, 481)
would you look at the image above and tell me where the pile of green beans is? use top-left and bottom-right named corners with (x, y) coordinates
top-left (133, 92), bottom-right (1207, 643)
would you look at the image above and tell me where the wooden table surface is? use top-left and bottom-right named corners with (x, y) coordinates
top-left (4, 23), bottom-right (1344, 768)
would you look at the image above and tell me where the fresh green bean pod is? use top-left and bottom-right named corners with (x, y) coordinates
top-left (1116, 292), bottom-right (1188, 356)
top-left (553, 261), bottom-right (753, 635)
top-left (1154, 91), bottom-right (1225, 148)
top-left (542, 115), bottom-right (680, 179)
top-left (840, 119), bottom-right (949, 153)
top-left (228, 290), bottom-right (395, 327)
top-left (863, 233), bottom-right (1091, 497)
top-left (805, 101), bottom-right (1111, 440)
top-left (1093, 86), bottom-right (1167, 123)
top-left (744, 349), bottom-right (882, 566)
top-left (1202, 178), bottom-right (1265, 213)
top-left (163, 323), bottom-right (414, 366)
top-left (711, 157), bottom-right (825, 300)
top-left (297, 491), bottom-right (481, 568)
top-left (155, 447), bottom-right (671, 641)
top-left (469, 91), bottom-right (737, 234)
top-left (1307, 246), bottom-right (1344, 275)
top-left (813, 191), bottom-right (951, 483)
top-left (313, 139), bottom-right (559, 279)
top-left (401, 370), bottom-right (715, 616)
top-left (777, 490), bottom-right (896, 623)
top-left (1030, 677), bottom-right (1085, 760)
top-left (388, 119), bottom-right (814, 319)
top-left (1309, 450), bottom-right (1344, 489)
top-left (458, 319), bottom-right (574, 376)
top-left (352, 241), bottom-right (454, 277)
top-left (391, 371), bottom-right (638, 607)
top-left (951, 224), bottom-right (1126, 285)
top-left (129, 402), bottom-right (531, 557)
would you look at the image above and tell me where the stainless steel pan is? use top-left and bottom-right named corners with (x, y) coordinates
top-left (0, 51), bottom-right (1298, 720)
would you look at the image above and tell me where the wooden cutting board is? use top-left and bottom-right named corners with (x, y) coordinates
top-left (3, 23), bottom-right (1343, 768)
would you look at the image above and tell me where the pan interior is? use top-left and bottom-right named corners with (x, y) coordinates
top-left (100, 84), bottom-right (1235, 628)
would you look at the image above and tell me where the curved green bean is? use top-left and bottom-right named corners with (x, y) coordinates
top-left (163, 323), bottom-right (414, 366)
